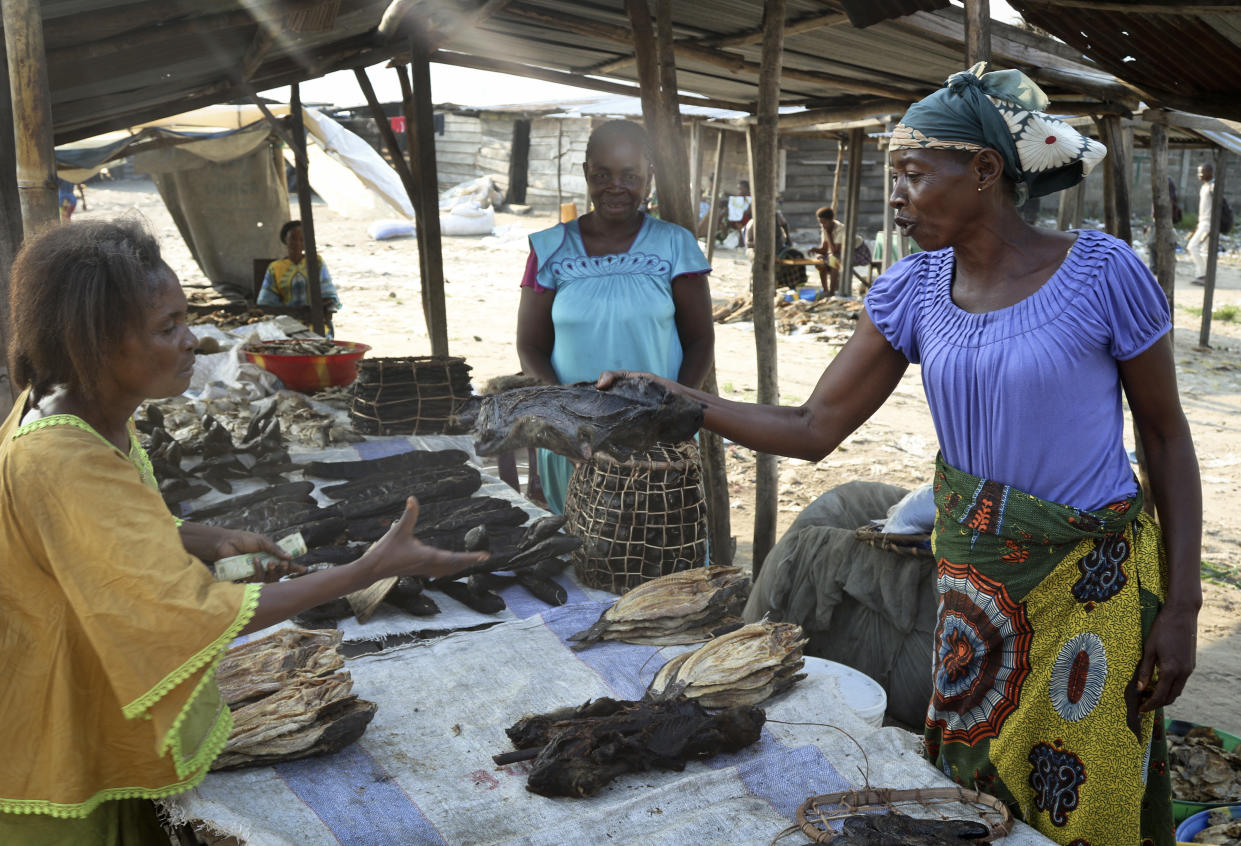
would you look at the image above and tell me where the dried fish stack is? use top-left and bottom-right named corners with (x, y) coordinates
top-left (211, 628), bottom-right (376, 771)
top-left (564, 441), bottom-right (708, 593)
top-left (648, 620), bottom-right (807, 708)
top-left (1170, 725), bottom-right (1241, 803)
top-left (568, 565), bottom-right (750, 647)
top-left (350, 356), bottom-right (473, 435)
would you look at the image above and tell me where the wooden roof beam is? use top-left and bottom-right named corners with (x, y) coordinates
top-left (589, 9), bottom-right (850, 74)
top-left (501, 2), bottom-right (921, 100)
top-left (427, 50), bottom-right (752, 112)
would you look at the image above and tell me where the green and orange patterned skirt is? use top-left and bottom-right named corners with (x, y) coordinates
top-left (925, 456), bottom-right (1173, 846)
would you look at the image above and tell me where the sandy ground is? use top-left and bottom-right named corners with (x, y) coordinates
top-left (76, 177), bottom-right (1241, 732)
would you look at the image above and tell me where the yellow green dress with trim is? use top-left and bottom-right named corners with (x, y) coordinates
top-left (0, 392), bottom-right (259, 825)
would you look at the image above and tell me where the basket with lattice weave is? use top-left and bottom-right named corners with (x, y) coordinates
top-left (563, 441), bottom-right (708, 593)
top-left (350, 356), bottom-right (473, 435)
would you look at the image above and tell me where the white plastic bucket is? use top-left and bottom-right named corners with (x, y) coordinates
top-left (801, 656), bottom-right (888, 728)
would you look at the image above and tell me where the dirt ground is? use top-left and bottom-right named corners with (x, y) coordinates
top-left (76, 177), bottom-right (1241, 732)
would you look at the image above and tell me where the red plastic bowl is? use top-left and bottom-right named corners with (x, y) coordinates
top-left (243, 340), bottom-right (372, 393)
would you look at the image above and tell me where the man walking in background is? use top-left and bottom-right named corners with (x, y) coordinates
top-left (1187, 162), bottom-right (1214, 285)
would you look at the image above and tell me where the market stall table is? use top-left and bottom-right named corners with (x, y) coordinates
top-left (162, 599), bottom-right (1054, 846)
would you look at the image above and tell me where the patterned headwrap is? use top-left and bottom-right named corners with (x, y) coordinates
top-left (891, 62), bottom-right (1106, 203)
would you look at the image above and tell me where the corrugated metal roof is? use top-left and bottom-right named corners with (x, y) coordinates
top-left (12, 0), bottom-right (1166, 145)
top-left (1009, 1), bottom-right (1241, 121)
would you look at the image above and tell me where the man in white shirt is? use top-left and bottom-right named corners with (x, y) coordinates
top-left (1187, 162), bottom-right (1214, 284)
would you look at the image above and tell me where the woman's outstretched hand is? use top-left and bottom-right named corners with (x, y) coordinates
top-left (363, 497), bottom-right (488, 581)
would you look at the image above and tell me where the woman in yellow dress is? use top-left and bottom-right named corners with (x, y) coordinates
top-left (0, 219), bottom-right (483, 844)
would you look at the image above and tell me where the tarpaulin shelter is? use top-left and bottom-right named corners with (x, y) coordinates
top-left (55, 104), bottom-right (412, 295)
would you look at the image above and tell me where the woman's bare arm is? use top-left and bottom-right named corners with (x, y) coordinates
top-left (671, 273), bottom-right (715, 390)
top-left (515, 286), bottom-right (559, 385)
top-left (600, 310), bottom-right (908, 461)
top-left (1119, 335), bottom-right (1202, 711)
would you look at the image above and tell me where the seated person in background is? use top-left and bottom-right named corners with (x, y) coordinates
top-left (808, 206), bottom-right (871, 291)
top-left (258, 220), bottom-right (343, 321)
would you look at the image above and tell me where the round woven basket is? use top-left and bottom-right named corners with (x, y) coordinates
top-left (853, 523), bottom-right (933, 559)
top-left (796, 786), bottom-right (1014, 843)
top-left (349, 355), bottom-right (473, 435)
top-left (563, 441), bottom-right (708, 593)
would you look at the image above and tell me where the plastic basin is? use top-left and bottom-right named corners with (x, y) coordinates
top-left (244, 340), bottom-right (371, 393)
top-left (1175, 804), bottom-right (1241, 842)
top-left (1167, 718), bottom-right (1241, 823)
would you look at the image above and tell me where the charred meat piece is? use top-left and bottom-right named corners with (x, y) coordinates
top-left (500, 696), bottom-right (764, 797)
top-left (827, 814), bottom-right (991, 845)
top-left (470, 377), bottom-right (703, 461)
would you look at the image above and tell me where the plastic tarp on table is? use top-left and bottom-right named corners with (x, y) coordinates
top-left (161, 600), bottom-right (1053, 846)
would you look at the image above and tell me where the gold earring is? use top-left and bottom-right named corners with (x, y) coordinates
top-left (977, 186), bottom-right (983, 192)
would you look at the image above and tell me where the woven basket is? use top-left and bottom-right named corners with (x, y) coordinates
top-left (796, 786), bottom-right (1014, 843)
top-left (350, 356), bottom-right (473, 435)
top-left (564, 441), bottom-right (708, 593)
top-left (853, 523), bottom-right (933, 559)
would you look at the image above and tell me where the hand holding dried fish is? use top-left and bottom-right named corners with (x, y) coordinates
top-left (467, 377), bottom-right (704, 461)
top-left (569, 565), bottom-right (750, 647)
top-left (647, 620), bottom-right (807, 708)
top-left (496, 696), bottom-right (765, 797)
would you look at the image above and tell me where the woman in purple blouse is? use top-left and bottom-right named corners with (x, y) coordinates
top-left (602, 65), bottom-right (1199, 845)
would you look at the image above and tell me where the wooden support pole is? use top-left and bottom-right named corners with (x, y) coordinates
top-left (750, 0), bottom-right (785, 576)
top-left (689, 120), bottom-right (702, 224)
top-left (1097, 115), bottom-right (1132, 244)
top-left (403, 39), bottom-right (449, 358)
top-left (394, 63), bottom-right (432, 334)
top-left (1200, 149), bottom-right (1230, 348)
top-left (1056, 181), bottom-right (1083, 231)
top-left (653, 0), bottom-right (693, 229)
top-left (705, 128), bottom-right (724, 266)
top-left (881, 128), bottom-right (894, 272)
top-left (352, 68), bottom-right (421, 213)
top-left (837, 128), bottom-right (864, 297)
top-left (288, 84), bottom-right (326, 336)
top-left (3, 0), bottom-right (59, 235)
top-left (0, 34), bottom-right (20, 406)
top-left (830, 138), bottom-right (844, 209)
top-left (963, 0), bottom-right (991, 67)
top-left (1149, 122), bottom-right (1176, 318)
top-left (629, 0), bottom-right (732, 564)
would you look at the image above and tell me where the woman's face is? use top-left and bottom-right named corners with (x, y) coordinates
top-left (583, 136), bottom-right (651, 225)
top-left (103, 269), bottom-right (198, 402)
top-left (888, 148), bottom-right (980, 251)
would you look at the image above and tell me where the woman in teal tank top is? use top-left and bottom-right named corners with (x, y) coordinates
top-left (516, 119), bottom-right (714, 513)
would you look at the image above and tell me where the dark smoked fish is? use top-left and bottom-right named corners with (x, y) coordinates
top-left (467, 377), bottom-right (703, 461)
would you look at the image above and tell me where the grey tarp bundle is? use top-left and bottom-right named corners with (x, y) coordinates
top-left (743, 480), bottom-right (937, 727)
top-left (137, 128), bottom-right (289, 297)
